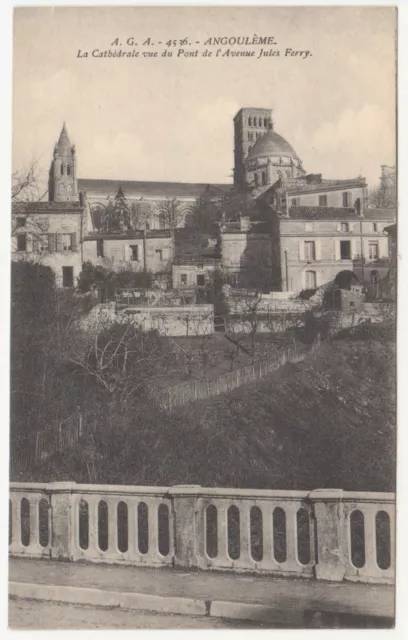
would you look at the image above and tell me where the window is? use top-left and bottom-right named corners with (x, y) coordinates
top-left (36, 234), bottom-right (49, 252)
top-left (248, 131), bottom-right (253, 142)
top-left (340, 240), bottom-right (351, 260)
top-left (343, 191), bottom-right (352, 207)
top-left (341, 222), bottom-right (349, 232)
top-left (61, 234), bottom-right (72, 251)
top-left (159, 213), bottom-right (166, 229)
top-left (373, 223), bottom-right (378, 232)
top-left (16, 217), bottom-right (25, 228)
top-left (304, 241), bottom-right (316, 261)
top-left (197, 274), bottom-right (205, 286)
top-left (16, 233), bottom-right (26, 251)
top-left (319, 195), bottom-right (328, 207)
top-left (262, 171), bottom-right (267, 185)
top-left (264, 118), bottom-right (268, 127)
top-left (292, 198), bottom-right (300, 206)
top-left (305, 271), bottom-right (317, 289)
top-left (248, 117), bottom-right (252, 126)
top-left (369, 242), bottom-right (379, 260)
top-left (97, 239), bottom-right (104, 258)
top-left (254, 173), bottom-right (259, 187)
top-left (130, 245), bottom-right (139, 261)
top-left (67, 164), bottom-right (71, 176)
top-left (156, 249), bottom-right (163, 261)
top-left (371, 270), bottom-right (379, 284)
top-left (60, 164), bottom-right (64, 176)
top-left (254, 117), bottom-right (258, 126)
top-left (145, 222), bottom-right (150, 230)
top-left (180, 274), bottom-right (187, 285)
top-left (62, 266), bottom-right (74, 288)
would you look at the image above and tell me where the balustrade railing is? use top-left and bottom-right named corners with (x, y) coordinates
top-left (9, 483), bottom-right (395, 585)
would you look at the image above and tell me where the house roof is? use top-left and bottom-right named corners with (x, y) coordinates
top-left (12, 201), bottom-right (83, 215)
top-left (286, 177), bottom-right (367, 195)
top-left (78, 179), bottom-right (232, 200)
top-left (284, 206), bottom-right (396, 221)
top-left (362, 208), bottom-right (396, 220)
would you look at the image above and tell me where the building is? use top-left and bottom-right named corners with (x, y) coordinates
top-left (233, 107), bottom-right (305, 189)
top-left (12, 125), bottom-right (85, 287)
top-left (384, 223), bottom-right (397, 299)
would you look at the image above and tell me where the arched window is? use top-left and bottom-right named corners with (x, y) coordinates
top-left (305, 271), bottom-right (317, 289)
top-left (67, 163), bottom-right (71, 176)
top-left (254, 117), bottom-right (258, 127)
top-left (60, 164), bottom-right (64, 175)
top-left (248, 132), bottom-right (253, 142)
top-left (264, 118), bottom-right (268, 127)
top-left (286, 170), bottom-right (291, 179)
top-left (248, 117), bottom-right (252, 126)
top-left (371, 270), bottom-right (379, 284)
top-left (159, 213), bottom-right (166, 230)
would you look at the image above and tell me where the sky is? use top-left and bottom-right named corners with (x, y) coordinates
top-left (12, 6), bottom-right (396, 189)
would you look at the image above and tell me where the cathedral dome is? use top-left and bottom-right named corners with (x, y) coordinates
top-left (248, 129), bottom-right (299, 161)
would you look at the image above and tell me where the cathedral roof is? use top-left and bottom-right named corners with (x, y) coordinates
top-left (248, 129), bottom-right (299, 161)
top-left (56, 123), bottom-right (72, 154)
top-left (78, 179), bottom-right (232, 200)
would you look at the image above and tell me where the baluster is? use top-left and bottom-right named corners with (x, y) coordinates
top-left (29, 495), bottom-right (40, 550)
top-left (260, 503), bottom-right (274, 568)
top-left (239, 503), bottom-right (250, 565)
top-left (389, 506), bottom-right (396, 575)
top-left (284, 503), bottom-right (299, 571)
top-left (127, 499), bottom-right (138, 560)
top-left (87, 496), bottom-right (99, 555)
top-left (11, 495), bottom-right (22, 550)
top-left (147, 500), bottom-right (159, 560)
top-left (107, 498), bottom-right (117, 555)
top-left (216, 502), bottom-right (228, 564)
top-left (363, 504), bottom-right (377, 575)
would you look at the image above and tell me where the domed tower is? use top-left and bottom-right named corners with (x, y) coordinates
top-left (48, 123), bottom-right (78, 202)
top-left (245, 119), bottom-right (305, 189)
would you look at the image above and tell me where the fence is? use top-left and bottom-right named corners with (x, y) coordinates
top-left (9, 483), bottom-right (395, 585)
top-left (157, 341), bottom-right (319, 410)
top-left (10, 413), bottom-right (83, 473)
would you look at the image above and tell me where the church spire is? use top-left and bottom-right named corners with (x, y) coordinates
top-left (49, 122), bottom-right (78, 202)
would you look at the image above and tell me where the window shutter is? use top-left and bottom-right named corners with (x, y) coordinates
top-left (298, 241), bottom-right (305, 261)
top-left (48, 233), bottom-right (56, 252)
top-left (315, 240), bottom-right (321, 261)
top-left (56, 234), bottom-right (63, 252)
top-left (335, 240), bottom-right (340, 261)
top-left (71, 232), bottom-right (77, 251)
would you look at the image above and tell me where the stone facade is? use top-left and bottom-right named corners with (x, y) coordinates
top-left (279, 211), bottom-right (394, 292)
top-left (11, 201), bottom-right (84, 287)
top-left (83, 230), bottom-right (174, 274)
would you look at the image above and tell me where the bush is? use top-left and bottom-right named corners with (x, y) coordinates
top-left (77, 262), bottom-right (153, 296)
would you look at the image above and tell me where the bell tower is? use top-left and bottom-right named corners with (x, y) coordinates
top-left (48, 123), bottom-right (78, 202)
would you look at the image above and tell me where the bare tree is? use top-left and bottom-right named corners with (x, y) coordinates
top-left (156, 198), bottom-right (189, 233)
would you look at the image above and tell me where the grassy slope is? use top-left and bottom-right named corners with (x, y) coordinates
top-left (32, 326), bottom-right (396, 492)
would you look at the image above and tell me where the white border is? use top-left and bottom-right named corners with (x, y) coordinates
top-left (0, 2), bottom-right (406, 639)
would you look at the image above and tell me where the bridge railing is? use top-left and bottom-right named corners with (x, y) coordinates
top-left (9, 483), bottom-right (395, 585)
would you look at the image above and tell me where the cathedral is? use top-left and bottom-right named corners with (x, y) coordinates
top-left (12, 108), bottom-right (395, 294)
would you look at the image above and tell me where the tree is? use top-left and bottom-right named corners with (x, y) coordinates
top-left (11, 161), bottom-right (50, 242)
top-left (156, 198), bottom-right (188, 232)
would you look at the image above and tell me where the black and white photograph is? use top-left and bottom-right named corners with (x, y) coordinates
top-left (7, 4), bottom-right (398, 630)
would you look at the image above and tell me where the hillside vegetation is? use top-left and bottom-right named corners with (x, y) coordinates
top-left (28, 324), bottom-right (396, 492)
